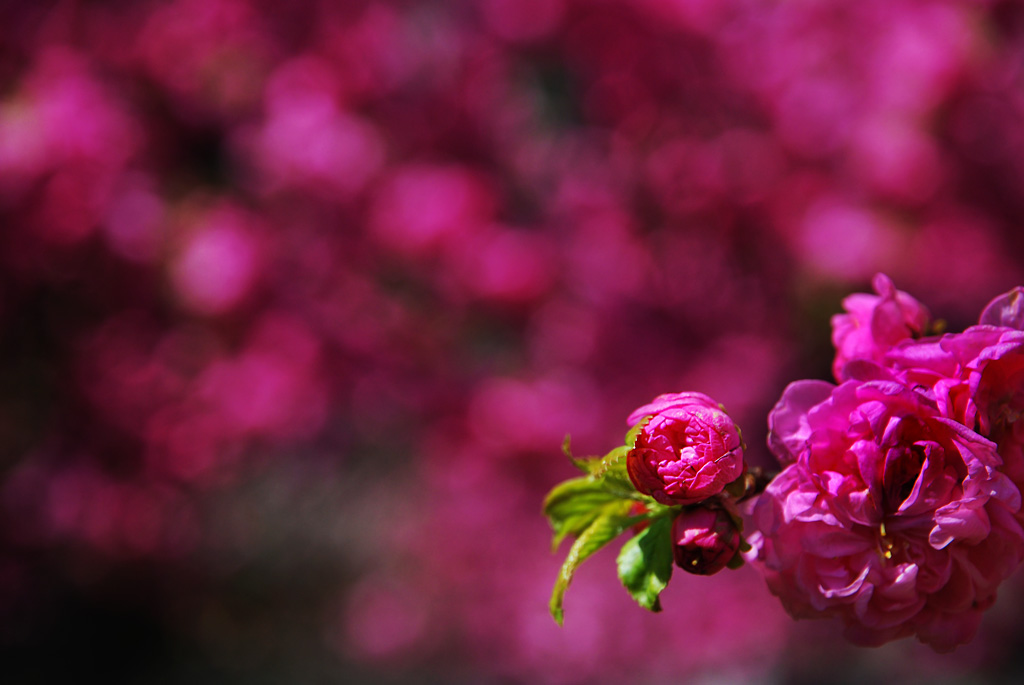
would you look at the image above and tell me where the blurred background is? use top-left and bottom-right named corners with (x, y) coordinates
top-left (3, 0), bottom-right (1024, 683)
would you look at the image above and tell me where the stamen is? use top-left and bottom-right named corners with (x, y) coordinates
top-left (879, 522), bottom-right (894, 560)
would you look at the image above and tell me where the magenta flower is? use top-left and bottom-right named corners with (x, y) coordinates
top-left (831, 273), bottom-right (930, 381)
top-left (980, 286), bottom-right (1024, 330)
top-left (672, 506), bottom-right (741, 576)
top-left (967, 331), bottom-right (1024, 487)
top-left (881, 284), bottom-right (1024, 501)
top-left (626, 392), bottom-right (744, 506)
top-left (750, 373), bottom-right (1023, 651)
top-left (885, 325), bottom-right (1024, 509)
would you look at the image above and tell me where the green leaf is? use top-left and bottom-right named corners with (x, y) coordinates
top-left (624, 416), bottom-right (650, 449)
top-left (562, 434), bottom-right (607, 475)
top-left (543, 476), bottom-right (623, 549)
top-left (562, 435), bottom-right (589, 473)
top-left (556, 437), bottom-right (640, 500)
top-left (590, 445), bottom-right (634, 495)
top-left (617, 515), bottom-right (674, 613)
top-left (549, 500), bottom-right (634, 626)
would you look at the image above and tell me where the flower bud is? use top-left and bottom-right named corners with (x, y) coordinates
top-left (671, 507), bottom-right (740, 576)
top-left (626, 392), bottom-right (743, 505)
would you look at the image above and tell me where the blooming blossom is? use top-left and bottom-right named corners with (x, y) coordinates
top-left (750, 371), bottom-right (1024, 651)
top-left (830, 272), bottom-right (930, 381)
top-left (882, 329), bottom-right (1024, 519)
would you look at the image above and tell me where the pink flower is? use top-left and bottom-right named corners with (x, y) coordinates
top-left (672, 506), bottom-right (741, 575)
top-left (751, 373), bottom-right (1023, 651)
top-left (831, 273), bottom-right (930, 381)
top-left (885, 325), bottom-right (1024, 509)
top-left (626, 393), bottom-right (744, 506)
top-left (980, 286), bottom-right (1024, 330)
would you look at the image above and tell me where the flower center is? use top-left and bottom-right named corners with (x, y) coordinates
top-left (882, 444), bottom-right (925, 511)
top-left (878, 521), bottom-right (894, 560)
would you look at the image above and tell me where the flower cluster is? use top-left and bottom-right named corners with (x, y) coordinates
top-left (545, 392), bottom-right (758, 622)
top-left (749, 278), bottom-right (1024, 651)
top-left (546, 277), bottom-right (1024, 655)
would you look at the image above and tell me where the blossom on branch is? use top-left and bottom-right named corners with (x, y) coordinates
top-left (831, 272), bottom-right (930, 381)
top-left (750, 370), bottom-right (1024, 651)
